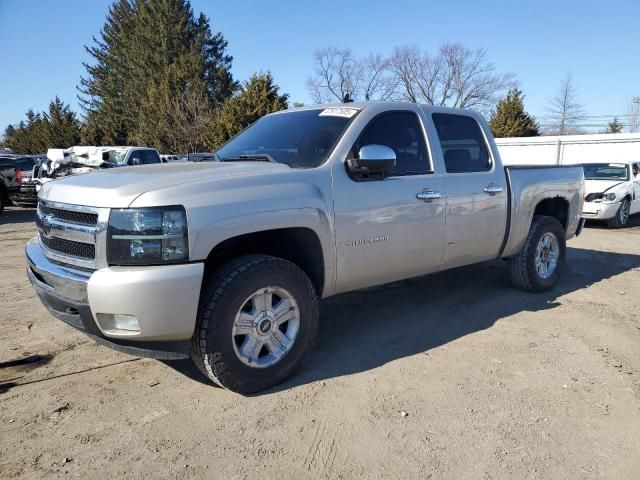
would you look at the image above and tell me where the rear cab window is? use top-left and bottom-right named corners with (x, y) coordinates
top-left (432, 113), bottom-right (492, 173)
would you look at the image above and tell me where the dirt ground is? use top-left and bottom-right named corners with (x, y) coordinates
top-left (1, 206), bottom-right (640, 480)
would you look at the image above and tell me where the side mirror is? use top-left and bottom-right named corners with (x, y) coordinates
top-left (347, 144), bottom-right (396, 178)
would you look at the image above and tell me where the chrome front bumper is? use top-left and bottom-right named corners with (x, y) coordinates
top-left (25, 237), bottom-right (204, 359)
top-left (26, 237), bottom-right (91, 303)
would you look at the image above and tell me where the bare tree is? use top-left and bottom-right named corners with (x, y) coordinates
top-left (389, 45), bottom-right (426, 103)
top-left (360, 53), bottom-right (397, 100)
top-left (166, 85), bottom-right (213, 153)
top-left (545, 74), bottom-right (586, 135)
top-left (306, 48), bottom-right (399, 102)
top-left (307, 48), bottom-right (362, 103)
top-left (389, 43), bottom-right (516, 110)
top-left (627, 97), bottom-right (640, 133)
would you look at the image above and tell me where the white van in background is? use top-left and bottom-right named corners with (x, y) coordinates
top-left (495, 133), bottom-right (640, 166)
top-left (496, 133), bottom-right (640, 227)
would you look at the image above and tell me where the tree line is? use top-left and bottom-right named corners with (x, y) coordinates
top-left (3, 98), bottom-right (82, 154)
top-left (3, 0), bottom-right (288, 154)
top-left (3, 1), bottom-right (637, 154)
top-left (307, 47), bottom-right (637, 137)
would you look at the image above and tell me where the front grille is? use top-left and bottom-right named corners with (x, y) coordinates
top-left (39, 204), bottom-right (98, 225)
top-left (40, 235), bottom-right (95, 260)
top-left (37, 200), bottom-right (108, 269)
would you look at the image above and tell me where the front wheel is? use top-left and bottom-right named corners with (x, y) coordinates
top-left (507, 215), bottom-right (566, 292)
top-left (192, 255), bottom-right (319, 394)
top-left (607, 198), bottom-right (630, 228)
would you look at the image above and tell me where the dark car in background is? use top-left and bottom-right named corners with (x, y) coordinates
top-left (0, 155), bottom-right (43, 206)
top-left (0, 160), bottom-right (22, 214)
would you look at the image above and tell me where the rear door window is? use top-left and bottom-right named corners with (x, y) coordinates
top-left (140, 150), bottom-right (161, 164)
top-left (432, 113), bottom-right (491, 173)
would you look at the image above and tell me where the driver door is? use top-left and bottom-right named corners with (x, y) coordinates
top-left (127, 151), bottom-right (143, 166)
top-left (332, 110), bottom-right (446, 293)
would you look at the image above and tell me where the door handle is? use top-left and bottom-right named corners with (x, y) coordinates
top-left (416, 190), bottom-right (442, 202)
top-left (483, 184), bottom-right (503, 195)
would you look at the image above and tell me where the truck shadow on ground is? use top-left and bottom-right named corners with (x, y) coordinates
top-left (0, 206), bottom-right (36, 225)
top-left (163, 245), bottom-right (640, 392)
top-left (0, 354), bottom-right (54, 394)
top-left (269, 245), bottom-right (640, 393)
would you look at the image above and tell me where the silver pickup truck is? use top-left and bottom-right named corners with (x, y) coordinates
top-left (26, 102), bottom-right (585, 393)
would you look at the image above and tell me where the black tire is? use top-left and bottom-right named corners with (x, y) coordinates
top-left (507, 215), bottom-right (566, 292)
top-left (191, 255), bottom-right (319, 394)
top-left (0, 195), bottom-right (4, 216)
top-left (606, 198), bottom-right (630, 229)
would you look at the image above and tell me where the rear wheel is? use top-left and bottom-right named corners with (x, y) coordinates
top-left (507, 215), bottom-right (566, 292)
top-left (192, 255), bottom-right (319, 394)
top-left (0, 195), bottom-right (4, 215)
top-left (607, 198), bottom-right (630, 228)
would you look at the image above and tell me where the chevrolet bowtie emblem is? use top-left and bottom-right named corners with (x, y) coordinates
top-left (40, 214), bottom-right (53, 237)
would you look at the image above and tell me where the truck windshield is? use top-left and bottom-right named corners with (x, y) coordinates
top-left (581, 163), bottom-right (628, 180)
top-left (110, 150), bottom-right (128, 165)
top-left (215, 109), bottom-right (356, 169)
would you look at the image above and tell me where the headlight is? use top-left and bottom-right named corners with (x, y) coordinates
top-left (107, 206), bottom-right (188, 265)
top-left (605, 193), bottom-right (616, 201)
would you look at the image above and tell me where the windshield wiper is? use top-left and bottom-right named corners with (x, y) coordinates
top-left (221, 154), bottom-right (277, 163)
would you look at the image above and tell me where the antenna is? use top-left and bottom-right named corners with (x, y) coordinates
top-left (342, 93), bottom-right (354, 103)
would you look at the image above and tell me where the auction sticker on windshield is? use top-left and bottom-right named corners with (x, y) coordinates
top-left (319, 107), bottom-right (359, 118)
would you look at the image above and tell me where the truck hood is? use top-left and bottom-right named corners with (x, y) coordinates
top-left (40, 161), bottom-right (290, 208)
top-left (584, 179), bottom-right (628, 195)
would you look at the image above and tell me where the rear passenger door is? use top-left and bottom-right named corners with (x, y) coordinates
top-left (431, 113), bottom-right (508, 268)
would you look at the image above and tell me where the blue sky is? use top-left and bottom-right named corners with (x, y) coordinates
top-left (1, 0), bottom-right (638, 131)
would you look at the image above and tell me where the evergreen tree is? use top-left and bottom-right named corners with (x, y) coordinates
top-left (80, 0), bottom-right (235, 149)
top-left (43, 97), bottom-right (82, 148)
top-left (489, 88), bottom-right (539, 138)
top-left (605, 117), bottom-right (624, 134)
top-left (4, 111), bottom-right (45, 154)
top-left (4, 98), bottom-right (81, 153)
top-left (80, 0), bottom-right (136, 145)
top-left (207, 72), bottom-right (289, 149)
top-left (2, 125), bottom-right (17, 150)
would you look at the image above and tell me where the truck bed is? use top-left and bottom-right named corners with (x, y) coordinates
top-left (501, 164), bottom-right (584, 258)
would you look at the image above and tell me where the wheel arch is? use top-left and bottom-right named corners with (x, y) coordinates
top-left (502, 194), bottom-right (573, 258)
top-left (203, 227), bottom-right (326, 297)
top-left (533, 197), bottom-right (570, 230)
